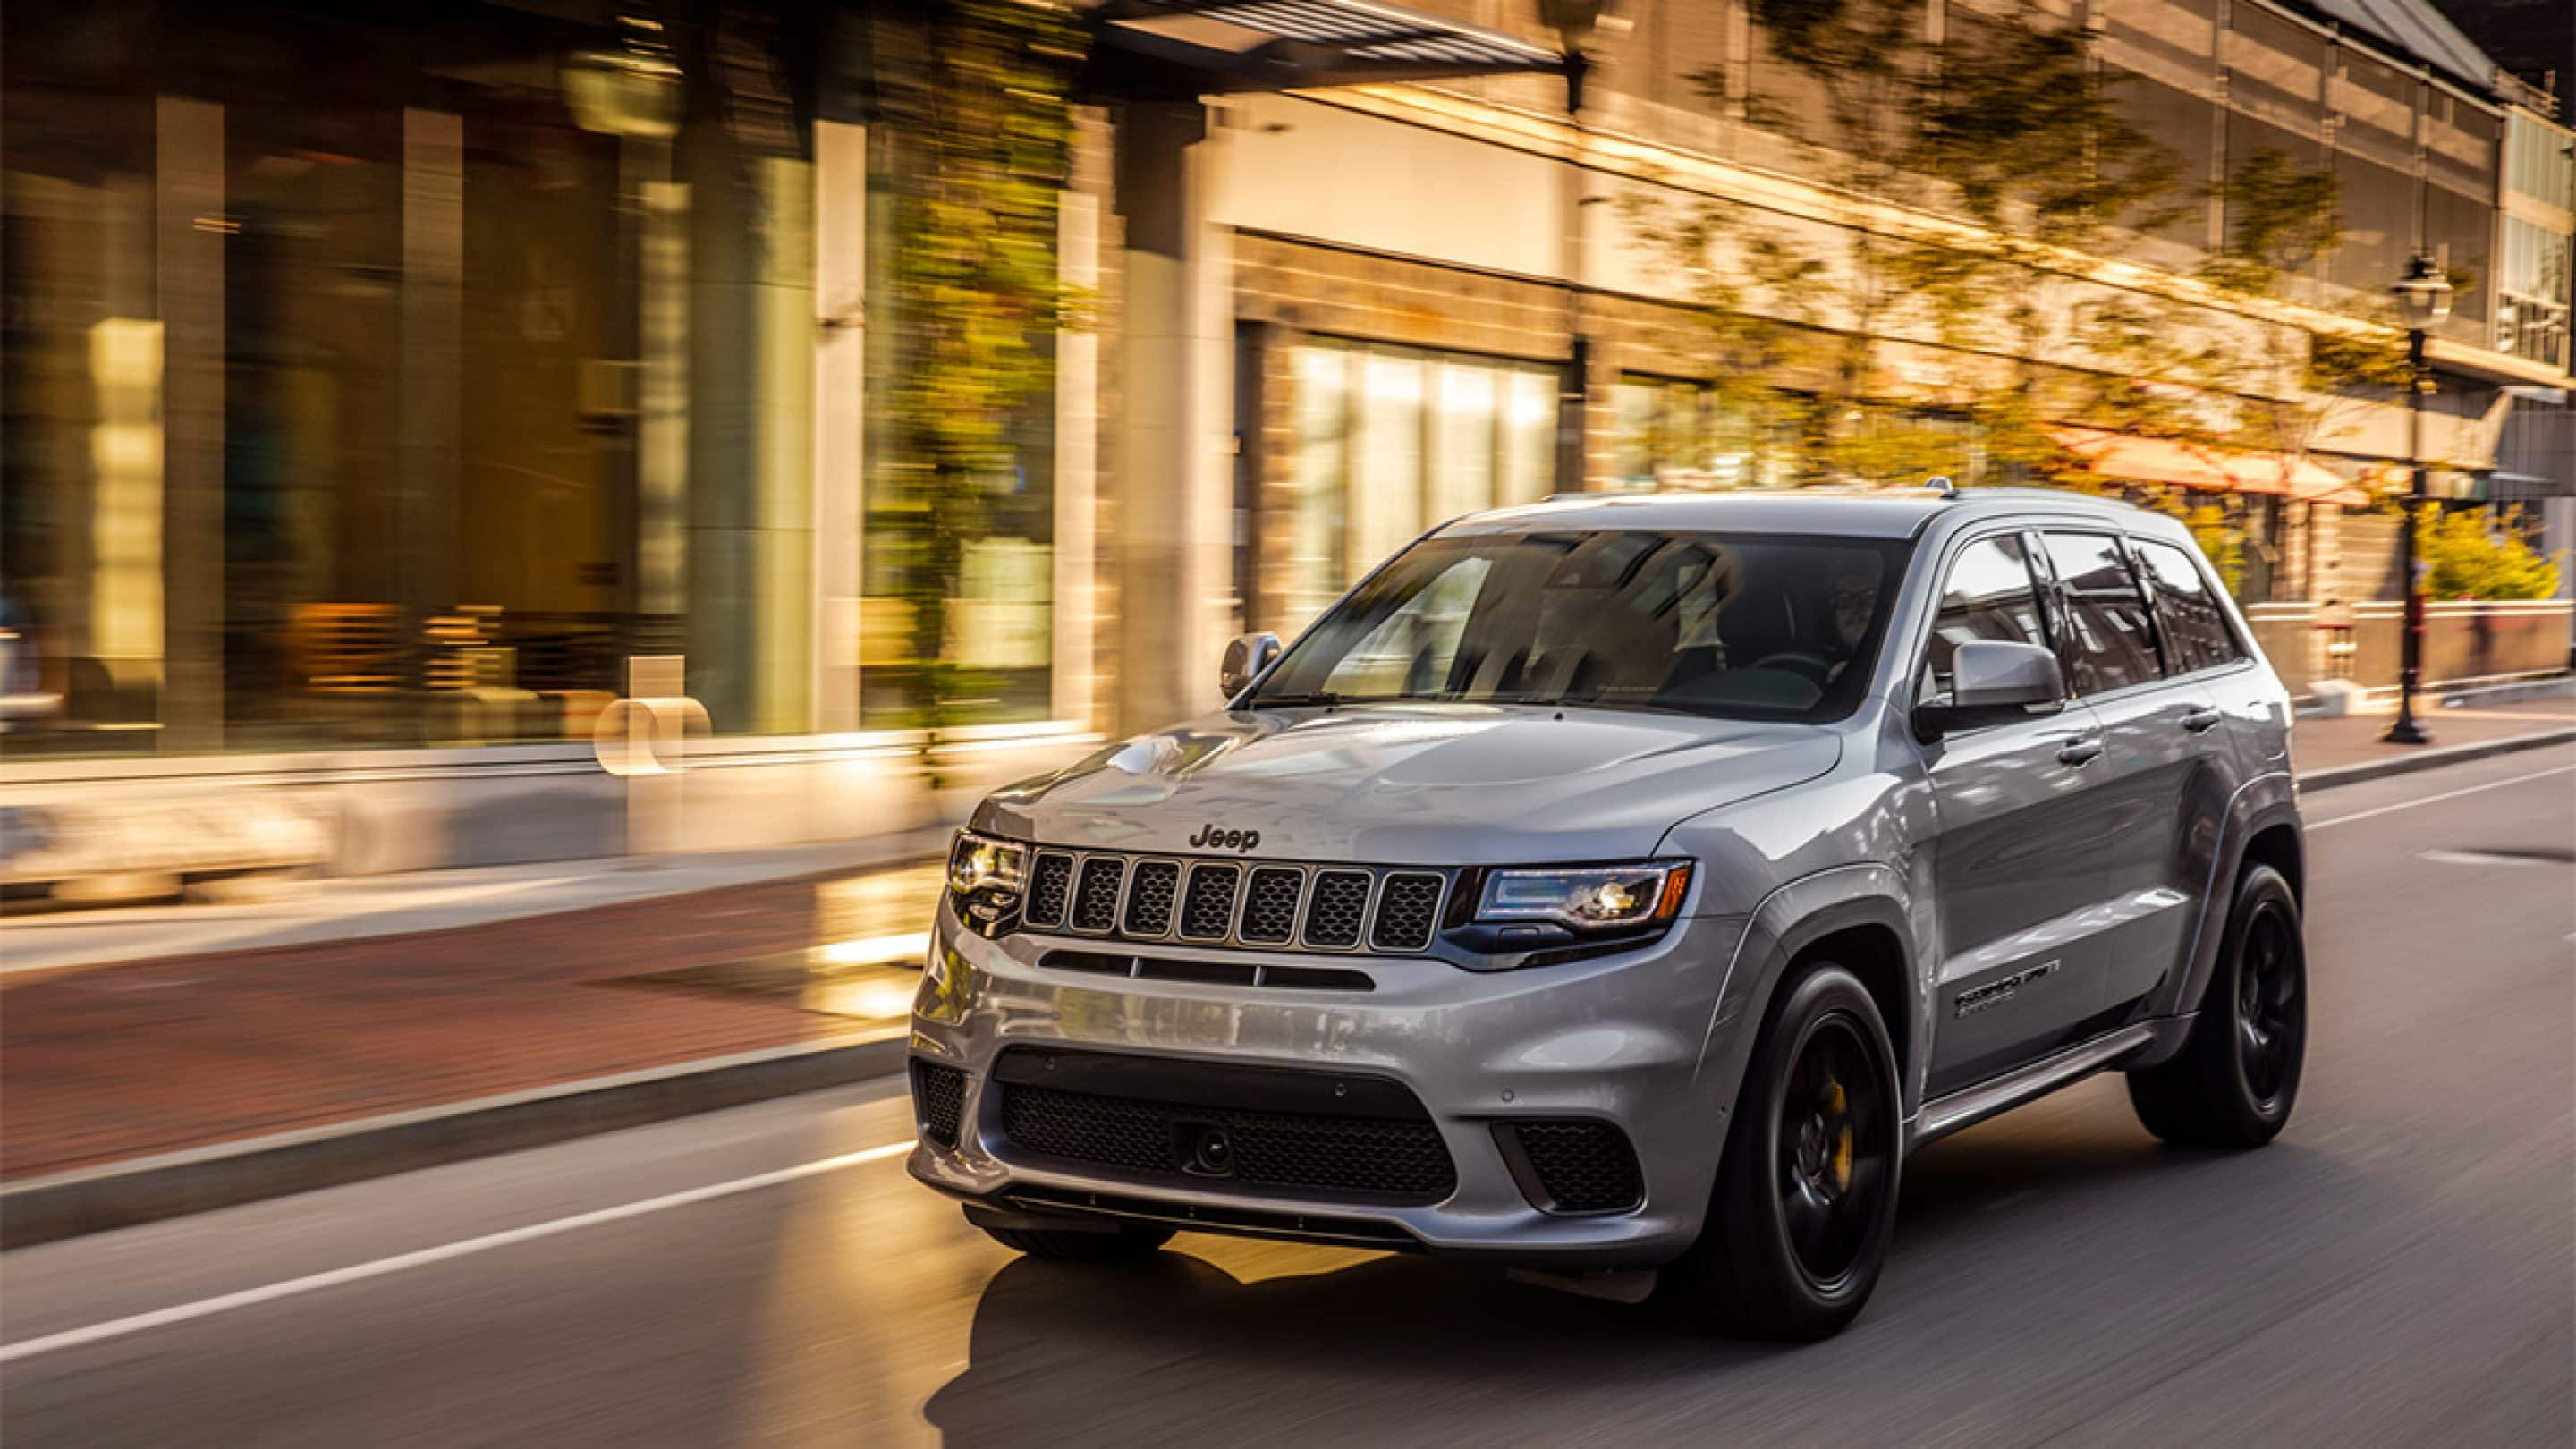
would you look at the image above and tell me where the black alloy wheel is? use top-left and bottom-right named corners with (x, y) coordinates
top-left (2127, 861), bottom-right (2306, 1149)
top-left (1776, 1013), bottom-right (1895, 1292)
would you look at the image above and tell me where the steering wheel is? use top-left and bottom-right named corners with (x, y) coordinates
top-left (1748, 650), bottom-right (1838, 689)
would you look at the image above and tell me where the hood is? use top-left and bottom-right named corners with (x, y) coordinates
top-left (971, 703), bottom-right (1841, 865)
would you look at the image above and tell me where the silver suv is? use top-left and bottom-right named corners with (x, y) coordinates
top-left (908, 488), bottom-right (2307, 1339)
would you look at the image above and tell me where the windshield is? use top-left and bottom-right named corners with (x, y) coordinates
top-left (1249, 529), bottom-right (1911, 723)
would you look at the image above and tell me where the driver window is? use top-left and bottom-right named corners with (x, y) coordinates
top-left (1920, 536), bottom-right (2050, 707)
top-left (1323, 556), bottom-right (1492, 697)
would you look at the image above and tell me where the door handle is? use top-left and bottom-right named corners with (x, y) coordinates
top-left (2055, 737), bottom-right (2105, 767)
top-left (2180, 708), bottom-right (2223, 733)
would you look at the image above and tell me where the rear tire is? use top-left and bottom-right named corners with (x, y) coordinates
top-left (1659, 961), bottom-right (1902, 1342)
top-left (976, 1220), bottom-right (1174, 1263)
top-left (2127, 862), bottom-right (2305, 1149)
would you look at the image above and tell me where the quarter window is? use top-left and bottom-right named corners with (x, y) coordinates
top-left (1920, 535), bottom-right (2052, 707)
top-left (2131, 538), bottom-right (2245, 674)
top-left (2041, 531), bottom-right (2162, 695)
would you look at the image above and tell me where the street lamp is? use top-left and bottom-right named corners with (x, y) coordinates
top-left (2384, 253), bottom-right (2452, 746)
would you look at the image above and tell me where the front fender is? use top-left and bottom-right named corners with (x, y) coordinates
top-left (1690, 864), bottom-right (1924, 1127)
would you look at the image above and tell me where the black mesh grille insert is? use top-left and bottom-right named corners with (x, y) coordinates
top-left (1026, 853), bottom-right (1073, 928)
top-left (911, 1061), bottom-right (968, 1149)
top-left (1301, 869), bottom-right (1370, 949)
top-left (1000, 1084), bottom-right (1456, 1202)
top-left (1072, 856), bottom-right (1125, 933)
top-left (1239, 868), bottom-right (1304, 945)
top-left (1179, 864), bottom-right (1241, 940)
top-left (1504, 1121), bottom-right (1644, 1213)
top-left (1122, 860), bottom-right (1182, 937)
top-left (1369, 871), bottom-right (1444, 953)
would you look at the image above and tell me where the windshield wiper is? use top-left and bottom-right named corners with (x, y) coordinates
top-left (1246, 691), bottom-right (1348, 708)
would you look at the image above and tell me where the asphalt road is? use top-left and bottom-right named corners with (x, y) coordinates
top-left (6, 746), bottom-right (2572, 1448)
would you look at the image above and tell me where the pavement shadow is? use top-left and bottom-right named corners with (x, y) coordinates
top-left (919, 1248), bottom-right (1786, 1447)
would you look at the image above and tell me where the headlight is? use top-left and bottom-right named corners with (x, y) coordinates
top-left (1476, 860), bottom-right (1692, 932)
top-left (945, 829), bottom-right (1028, 934)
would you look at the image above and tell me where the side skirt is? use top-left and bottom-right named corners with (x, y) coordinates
top-left (1909, 1020), bottom-right (2185, 1150)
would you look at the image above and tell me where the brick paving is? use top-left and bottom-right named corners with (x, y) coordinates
top-left (4, 698), bottom-right (2567, 1184)
top-left (0, 867), bottom-right (937, 1181)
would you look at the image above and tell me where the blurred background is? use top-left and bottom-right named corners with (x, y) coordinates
top-left (2, 0), bottom-right (2570, 889)
top-left (0, 3), bottom-right (2572, 1440)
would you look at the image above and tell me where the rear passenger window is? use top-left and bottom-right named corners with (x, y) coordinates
top-left (2042, 531), bottom-right (2162, 695)
top-left (2131, 538), bottom-right (2245, 674)
top-left (1920, 535), bottom-right (2051, 707)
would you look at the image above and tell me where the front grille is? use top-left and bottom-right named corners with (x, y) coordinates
top-left (1501, 1121), bottom-right (1644, 1214)
top-left (1178, 863), bottom-right (1241, 941)
top-left (1072, 856), bottom-right (1125, 933)
top-left (1007, 849), bottom-right (1449, 956)
top-left (994, 1050), bottom-right (1456, 1203)
top-left (911, 1060), bottom-right (968, 1149)
top-left (1026, 853), bottom-right (1074, 928)
top-left (1122, 860), bottom-right (1182, 936)
top-left (1369, 872), bottom-right (1445, 953)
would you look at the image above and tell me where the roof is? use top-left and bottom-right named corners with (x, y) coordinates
top-left (1088, 0), bottom-right (1565, 97)
top-left (1436, 487), bottom-right (2150, 542)
top-left (2300, 0), bottom-right (2498, 95)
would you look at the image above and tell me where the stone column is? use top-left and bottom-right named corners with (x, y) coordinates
top-left (1113, 101), bottom-right (1234, 735)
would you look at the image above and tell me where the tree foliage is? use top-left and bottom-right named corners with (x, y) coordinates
top-left (2419, 509), bottom-right (2563, 601)
top-left (876, 0), bottom-right (1086, 770)
top-left (1626, 0), bottom-right (2186, 487)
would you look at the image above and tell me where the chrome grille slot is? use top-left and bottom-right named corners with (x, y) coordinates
top-left (1301, 869), bottom-right (1371, 950)
top-left (1369, 872), bottom-right (1445, 953)
top-left (1239, 867), bottom-right (1305, 945)
top-left (1071, 856), bottom-right (1126, 934)
top-left (1025, 852), bottom-right (1074, 928)
top-left (1179, 863), bottom-right (1243, 941)
top-left (1122, 860), bottom-right (1182, 937)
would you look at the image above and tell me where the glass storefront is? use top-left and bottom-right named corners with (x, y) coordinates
top-left (2, 4), bottom-right (821, 754)
top-left (1273, 339), bottom-right (1554, 637)
top-left (3, 3), bottom-right (1064, 758)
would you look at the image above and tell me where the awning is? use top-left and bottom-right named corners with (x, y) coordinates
top-left (2048, 427), bottom-right (2374, 507)
top-left (1089, 0), bottom-right (1567, 97)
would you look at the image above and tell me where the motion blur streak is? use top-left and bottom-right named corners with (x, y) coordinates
top-left (0, 1141), bottom-right (914, 1367)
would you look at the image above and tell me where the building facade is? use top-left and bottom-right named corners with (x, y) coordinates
top-left (3, 0), bottom-right (2570, 876)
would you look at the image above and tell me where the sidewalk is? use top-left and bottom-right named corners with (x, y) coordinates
top-left (2292, 693), bottom-right (2575, 777)
top-left (4, 697), bottom-right (2569, 1245)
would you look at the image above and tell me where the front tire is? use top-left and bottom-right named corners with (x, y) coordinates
top-left (975, 1219), bottom-right (1174, 1263)
top-left (1660, 961), bottom-right (1902, 1342)
top-left (2126, 862), bottom-right (2305, 1148)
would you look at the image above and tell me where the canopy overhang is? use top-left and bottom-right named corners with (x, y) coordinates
top-left (1088, 0), bottom-right (1567, 98)
top-left (2048, 426), bottom-right (2374, 507)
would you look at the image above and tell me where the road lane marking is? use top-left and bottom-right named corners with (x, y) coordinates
top-left (0, 1140), bottom-right (916, 1366)
top-left (2308, 762), bottom-right (2576, 833)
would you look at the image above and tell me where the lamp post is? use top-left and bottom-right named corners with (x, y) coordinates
top-left (2383, 253), bottom-right (2452, 746)
top-left (1538, 1), bottom-right (1609, 492)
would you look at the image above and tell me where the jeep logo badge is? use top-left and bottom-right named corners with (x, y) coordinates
top-left (1189, 824), bottom-right (1260, 852)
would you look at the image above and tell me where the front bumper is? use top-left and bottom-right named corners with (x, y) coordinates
top-left (905, 897), bottom-right (1748, 1267)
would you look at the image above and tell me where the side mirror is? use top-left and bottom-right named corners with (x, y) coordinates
top-left (1220, 631), bottom-right (1282, 699)
top-left (1914, 640), bottom-right (2063, 740)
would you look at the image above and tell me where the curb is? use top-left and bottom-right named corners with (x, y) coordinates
top-left (2297, 725), bottom-right (2576, 792)
top-left (0, 1032), bottom-right (908, 1251)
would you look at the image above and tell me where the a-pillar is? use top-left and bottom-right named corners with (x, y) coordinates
top-left (1113, 101), bottom-right (1235, 736)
